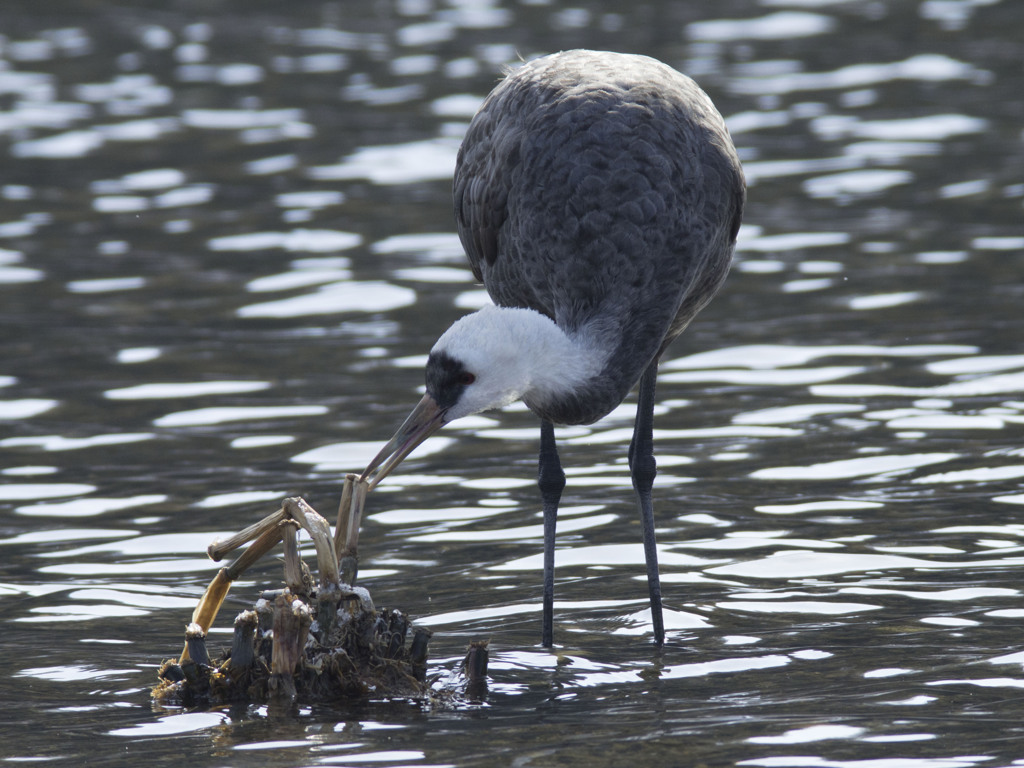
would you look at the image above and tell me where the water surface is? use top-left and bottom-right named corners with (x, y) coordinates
top-left (2, 1), bottom-right (1023, 766)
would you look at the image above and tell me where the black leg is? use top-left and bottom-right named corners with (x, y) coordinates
top-left (629, 360), bottom-right (665, 645)
top-left (538, 419), bottom-right (565, 647)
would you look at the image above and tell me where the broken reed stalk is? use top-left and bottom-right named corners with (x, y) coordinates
top-left (335, 475), bottom-right (353, 558)
top-left (283, 497), bottom-right (341, 590)
top-left (463, 639), bottom-right (490, 702)
top-left (335, 474), bottom-right (367, 585)
top-left (269, 590), bottom-right (312, 703)
top-left (179, 569), bottom-right (232, 664)
top-left (409, 626), bottom-right (433, 682)
top-left (225, 521), bottom-right (287, 579)
top-left (463, 640), bottom-right (489, 681)
top-left (280, 519), bottom-right (311, 595)
top-left (175, 481), bottom-right (385, 677)
top-left (185, 622), bottom-right (211, 667)
top-left (208, 507), bottom-right (287, 562)
top-left (180, 517), bottom-right (286, 663)
top-left (180, 493), bottom-right (347, 664)
top-left (228, 610), bottom-right (258, 671)
top-left (283, 496), bottom-right (346, 638)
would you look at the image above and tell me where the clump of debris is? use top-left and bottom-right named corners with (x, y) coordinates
top-left (153, 481), bottom-right (487, 708)
top-left (154, 588), bottom-right (433, 708)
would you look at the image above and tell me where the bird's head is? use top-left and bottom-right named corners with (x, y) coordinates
top-left (360, 305), bottom-right (584, 488)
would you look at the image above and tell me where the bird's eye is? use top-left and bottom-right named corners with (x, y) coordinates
top-left (459, 372), bottom-right (476, 385)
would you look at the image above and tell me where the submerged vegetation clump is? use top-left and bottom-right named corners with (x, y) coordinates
top-left (153, 586), bottom-right (431, 708)
top-left (152, 483), bottom-right (486, 708)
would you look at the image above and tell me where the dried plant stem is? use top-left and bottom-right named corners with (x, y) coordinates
top-left (335, 474), bottom-right (367, 585)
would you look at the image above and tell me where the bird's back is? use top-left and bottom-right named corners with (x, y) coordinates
top-left (454, 50), bottom-right (745, 424)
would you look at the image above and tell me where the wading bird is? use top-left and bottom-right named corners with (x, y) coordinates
top-left (361, 49), bottom-right (744, 647)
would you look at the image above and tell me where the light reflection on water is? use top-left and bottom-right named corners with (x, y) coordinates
top-left (1, 0), bottom-right (1023, 766)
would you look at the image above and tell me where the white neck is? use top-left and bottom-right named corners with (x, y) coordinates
top-left (431, 305), bottom-right (609, 420)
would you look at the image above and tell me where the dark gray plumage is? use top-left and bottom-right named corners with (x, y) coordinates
top-left (363, 50), bottom-right (745, 647)
top-left (454, 49), bottom-right (744, 425)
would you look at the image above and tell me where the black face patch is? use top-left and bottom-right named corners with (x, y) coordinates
top-left (425, 351), bottom-right (473, 411)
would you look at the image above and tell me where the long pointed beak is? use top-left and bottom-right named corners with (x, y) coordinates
top-left (360, 394), bottom-right (447, 490)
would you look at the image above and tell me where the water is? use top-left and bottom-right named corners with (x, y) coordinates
top-left (2, 0), bottom-right (1023, 765)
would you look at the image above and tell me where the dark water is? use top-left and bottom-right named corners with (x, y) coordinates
top-left (2, 0), bottom-right (1024, 765)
